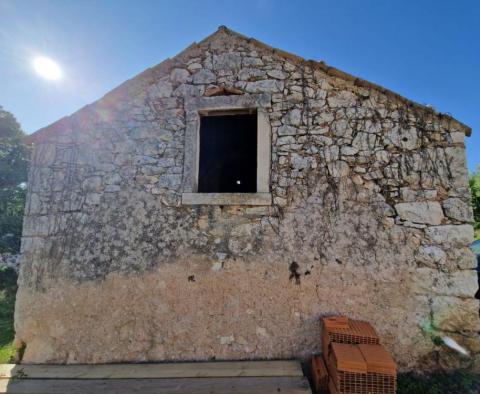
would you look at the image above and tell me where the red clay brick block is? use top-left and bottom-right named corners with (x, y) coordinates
top-left (359, 344), bottom-right (397, 394)
top-left (321, 317), bottom-right (380, 359)
top-left (311, 355), bottom-right (329, 394)
top-left (323, 316), bottom-right (349, 330)
top-left (327, 343), bottom-right (368, 394)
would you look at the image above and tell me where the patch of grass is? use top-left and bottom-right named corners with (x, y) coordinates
top-left (398, 370), bottom-right (480, 394)
top-left (0, 268), bottom-right (17, 363)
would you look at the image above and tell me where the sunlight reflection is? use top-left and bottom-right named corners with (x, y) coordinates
top-left (33, 56), bottom-right (63, 80)
top-left (442, 336), bottom-right (470, 357)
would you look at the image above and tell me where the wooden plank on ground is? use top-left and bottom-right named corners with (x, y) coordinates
top-left (0, 361), bottom-right (303, 379)
top-left (0, 376), bottom-right (311, 394)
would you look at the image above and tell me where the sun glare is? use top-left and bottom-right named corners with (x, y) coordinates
top-left (33, 56), bottom-right (63, 80)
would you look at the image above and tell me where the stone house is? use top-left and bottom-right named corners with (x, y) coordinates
top-left (18, 26), bottom-right (478, 370)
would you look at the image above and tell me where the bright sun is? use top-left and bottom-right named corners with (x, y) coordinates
top-left (33, 56), bottom-right (63, 80)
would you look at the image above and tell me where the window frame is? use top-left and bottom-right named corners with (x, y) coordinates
top-left (181, 94), bottom-right (272, 206)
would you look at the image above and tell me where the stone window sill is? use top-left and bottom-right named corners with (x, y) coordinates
top-left (182, 193), bottom-right (272, 206)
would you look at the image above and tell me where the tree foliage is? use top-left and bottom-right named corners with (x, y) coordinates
top-left (470, 167), bottom-right (480, 240)
top-left (0, 107), bottom-right (30, 253)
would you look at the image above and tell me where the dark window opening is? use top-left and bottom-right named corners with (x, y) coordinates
top-left (198, 112), bottom-right (257, 193)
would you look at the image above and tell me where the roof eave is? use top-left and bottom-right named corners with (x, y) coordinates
top-left (25, 25), bottom-right (472, 144)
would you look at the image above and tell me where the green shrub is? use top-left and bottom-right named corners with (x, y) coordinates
top-left (0, 267), bottom-right (17, 363)
top-left (398, 370), bottom-right (480, 394)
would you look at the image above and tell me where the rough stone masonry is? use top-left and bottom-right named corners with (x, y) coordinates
top-left (17, 27), bottom-right (478, 371)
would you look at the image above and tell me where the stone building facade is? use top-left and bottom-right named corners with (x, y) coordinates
top-left (17, 27), bottom-right (478, 370)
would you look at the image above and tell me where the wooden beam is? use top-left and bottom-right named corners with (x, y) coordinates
top-left (0, 376), bottom-right (311, 394)
top-left (0, 361), bottom-right (303, 379)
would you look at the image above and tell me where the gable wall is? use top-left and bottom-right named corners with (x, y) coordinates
top-left (16, 30), bottom-right (478, 370)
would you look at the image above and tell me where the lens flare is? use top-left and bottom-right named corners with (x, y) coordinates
top-left (420, 318), bottom-right (471, 357)
top-left (33, 56), bottom-right (63, 80)
top-left (442, 336), bottom-right (470, 357)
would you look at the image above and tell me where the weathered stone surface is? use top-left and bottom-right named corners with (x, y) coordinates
top-left (14, 258), bottom-right (442, 370)
top-left (416, 245), bottom-right (446, 268)
top-left (327, 91), bottom-right (356, 108)
top-left (192, 69), bottom-right (216, 85)
top-left (290, 154), bottom-right (316, 170)
top-left (245, 80), bottom-right (283, 93)
top-left (431, 296), bottom-right (480, 332)
top-left (450, 132), bottom-right (464, 144)
top-left (442, 198), bottom-right (473, 222)
top-left (277, 125), bottom-right (301, 136)
top-left (386, 127), bottom-right (420, 150)
top-left (266, 69), bottom-right (287, 80)
top-left (426, 225), bottom-right (474, 246)
top-left (286, 109), bottom-right (302, 126)
top-left (148, 81), bottom-right (173, 98)
top-left (82, 177), bottom-right (103, 192)
top-left (213, 53), bottom-right (242, 70)
top-left (395, 202), bottom-right (444, 225)
top-left (414, 268), bottom-right (478, 298)
top-left (173, 83), bottom-right (203, 97)
top-left (16, 27), bottom-right (476, 371)
top-left (449, 247), bottom-right (477, 270)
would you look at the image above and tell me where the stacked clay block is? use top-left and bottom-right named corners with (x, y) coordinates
top-left (327, 343), bottom-right (368, 393)
top-left (311, 355), bottom-right (329, 394)
top-left (359, 344), bottom-right (397, 394)
top-left (322, 316), bottom-right (380, 359)
top-left (312, 316), bottom-right (396, 394)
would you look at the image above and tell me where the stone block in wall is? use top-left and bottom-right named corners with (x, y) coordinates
top-left (170, 68), bottom-right (191, 84)
top-left (395, 201), bottom-right (444, 225)
top-left (213, 53), bottom-right (242, 70)
top-left (192, 69), bottom-right (216, 85)
top-left (22, 215), bottom-right (52, 237)
top-left (442, 198), bottom-right (474, 222)
top-left (327, 90), bottom-right (356, 108)
top-left (425, 224), bottom-right (474, 246)
top-left (414, 268), bottom-right (478, 298)
top-left (245, 79), bottom-right (284, 93)
top-left (416, 245), bottom-right (447, 269)
top-left (431, 296), bottom-right (480, 332)
top-left (448, 247), bottom-right (477, 270)
top-left (33, 143), bottom-right (56, 166)
top-left (147, 80), bottom-right (173, 98)
top-left (445, 147), bottom-right (469, 189)
top-left (450, 132), bottom-right (465, 144)
top-left (385, 126), bottom-right (420, 151)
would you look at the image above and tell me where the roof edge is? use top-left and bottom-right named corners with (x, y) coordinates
top-left (217, 26), bottom-right (471, 137)
top-left (25, 25), bottom-right (472, 144)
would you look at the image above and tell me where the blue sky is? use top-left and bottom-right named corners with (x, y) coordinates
top-left (0, 0), bottom-right (478, 171)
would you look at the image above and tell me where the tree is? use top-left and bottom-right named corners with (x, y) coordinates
top-left (0, 107), bottom-right (30, 253)
top-left (470, 167), bottom-right (480, 240)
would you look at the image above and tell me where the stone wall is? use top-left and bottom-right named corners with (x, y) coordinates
top-left (16, 28), bottom-right (478, 370)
